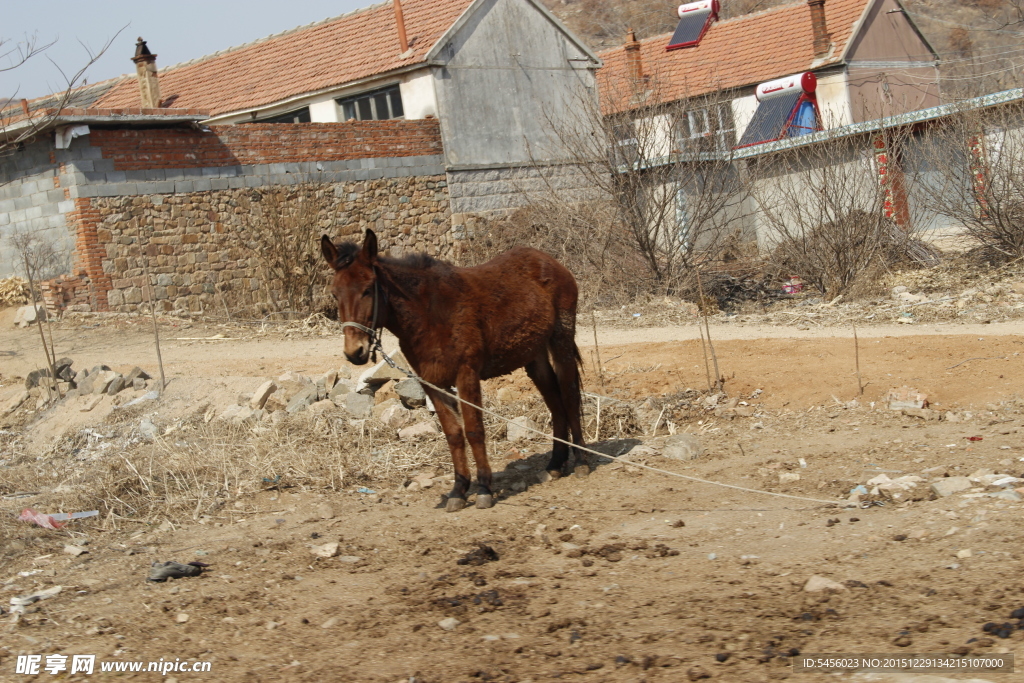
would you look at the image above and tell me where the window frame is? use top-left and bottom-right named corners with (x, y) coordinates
top-left (337, 85), bottom-right (405, 122)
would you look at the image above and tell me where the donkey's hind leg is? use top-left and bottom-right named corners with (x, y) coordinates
top-left (525, 353), bottom-right (571, 478)
top-left (550, 329), bottom-right (587, 477)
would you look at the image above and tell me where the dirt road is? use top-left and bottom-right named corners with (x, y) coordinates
top-left (1, 311), bottom-right (1023, 682)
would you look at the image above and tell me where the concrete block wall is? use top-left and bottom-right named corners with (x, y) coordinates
top-left (446, 163), bottom-right (602, 218)
top-left (0, 139), bottom-right (73, 279)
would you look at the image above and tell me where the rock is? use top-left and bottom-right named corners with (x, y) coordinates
top-left (250, 381), bottom-right (277, 409)
top-left (956, 549), bottom-right (972, 559)
top-left (406, 481), bottom-right (422, 492)
top-left (399, 421), bottom-right (438, 439)
top-left (286, 385), bottom-right (319, 414)
top-left (686, 665), bottom-right (711, 680)
top-left (329, 379), bottom-right (353, 406)
top-left (902, 408), bottom-right (939, 421)
top-left (372, 397), bottom-right (401, 420)
top-left (175, 613), bottom-right (189, 623)
top-left (139, 419), bottom-right (159, 442)
top-left (379, 402), bottom-right (412, 428)
top-left (307, 399), bottom-right (337, 415)
top-left (106, 374), bottom-right (125, 396)
top-left (803, 575), bottom-right (847, 592)
top-left (311, 542), bottom-right (340, 558)
top-left (321, 616), bottom-right (340, 629)
top-left (662, 434), bottom-right (704, 460)
top-left (496, 387), bottom-right (513, 404)
top-left (217, 405), bottom-right (244, 421)
top-left (124, 366), bottom-right (151, 385)
top-left (988, 490), bottom-right (1022, 501)
top-left (411, 473), bottom-right (435, 489)
top-left (316, 503), bottom-right (335, 520)
top-left (930, 477), bottom-right (972, 498)
top-left (395, 378), bottom-right (426, 408)
top-left (13, 304), bottom-right (45, 327)
top-left (345, 391), bottom-right (374, 418)
top-left (2, 390), bottom-right (29, 415)
top-left (79, 395), bottom-right (104, 412)
top-left (507, 416), bottom-right (539, 441)
top-left (374, 380), bottom-right (399, 405)
top-left (133, 377), bottom-right (147, 391)
top-left (337, 555), bottom-right (362, 563)
top-left (887, 386), bottom-right (928, 410)
top-left (63, 545), bottom-right (88, 556)
top-left (779, 472), bottom-right (801, 484)
top-left (92, 370), bottom-right (119, 394)
top-left (355, 352), bottom-right (410, 392)
top-left (536, 471), bottom-right (553, 484)
top-left (76, 373), bottom-right (97, 394)
top-left (232, 406), bottom-right (257, 423)
top-left (438, 617), bottom-right (461, 631)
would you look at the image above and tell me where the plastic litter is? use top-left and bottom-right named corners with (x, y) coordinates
top-left (116, 390), bottom-right (160, 409)
top-left (147, 561), bottom-right (209, 582)
top-left (18, 508), bottom-right (99, 529)
top-left (849, 485), bottom-right (868, 496)
top-left (357, 487), bottom-right (376, 494)
top-left (10, 585), bottom-right (62, 613)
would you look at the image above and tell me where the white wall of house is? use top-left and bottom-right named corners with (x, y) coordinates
top-left (309, 100), bottom-right (340, 122)
top-left (648, 112), bottom-right (674, 159)
top-left (731, 94), bottom-right (758, 142)
top-left (816, 71), bottom-right (853, 128)
top-left (400, 71), bottom-right (438, 120)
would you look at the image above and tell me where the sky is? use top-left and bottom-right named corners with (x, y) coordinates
top-left (1, 0), bottom-right (371, 102)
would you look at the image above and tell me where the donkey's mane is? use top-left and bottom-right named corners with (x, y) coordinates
top-left (331, 241), bottom-right (450, 274)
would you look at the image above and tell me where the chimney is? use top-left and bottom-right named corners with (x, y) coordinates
top-left (624, 29), bottom-right (643, 84)
top-left (393, 0), bottom-right (410, 54)
top-left (131, 37), bottom-right (161, 109)
top-left (20, 99), bottom-right (30, 117)
top-left (808, 0), bottom-right (832, 56)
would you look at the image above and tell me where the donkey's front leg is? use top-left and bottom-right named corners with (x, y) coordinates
top-left (456, 368), bottom-right (493, 509)
top-left (424, 386), bottom-right (470, 512)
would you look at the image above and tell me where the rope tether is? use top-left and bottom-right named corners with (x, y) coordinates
top-left (360, 332), bottom-right (841, 508)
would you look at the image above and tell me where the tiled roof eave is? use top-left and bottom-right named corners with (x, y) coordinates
top-left (201, 62), bottom-right (432, 122)
top-left (0, 112), bottom-right (209, 142)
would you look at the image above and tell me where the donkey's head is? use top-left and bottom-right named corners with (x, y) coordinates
top-left (321, 229), bottom-right (381, 365)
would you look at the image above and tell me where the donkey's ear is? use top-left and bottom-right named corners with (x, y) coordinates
top-left (321, 235), bottom-right (340, 268)
top-left (362, 229), bottom-right (378, 263)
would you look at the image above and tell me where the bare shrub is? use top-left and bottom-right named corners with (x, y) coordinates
top-left (751, 131), bottom-right (926, 298)
top-left (238, 182), bottom-right (340, 318)
top-left (914, 99), bottom-right (1024, 261)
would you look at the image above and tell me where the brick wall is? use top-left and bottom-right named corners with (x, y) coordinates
top-left (89, 120), bottom-right (443, 171)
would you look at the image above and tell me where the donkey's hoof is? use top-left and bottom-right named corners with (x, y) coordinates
top-left (574, 464), bottom-right (591, 478)
top-left (445, 497), bottom-right (466, 513)
top-left (475, 494), bottom-right (494, 509)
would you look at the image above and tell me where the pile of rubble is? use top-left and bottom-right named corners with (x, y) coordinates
top-left (215, 350), bottom-right (440, 438)
top-left (3, 358), bottom-right (154, 415)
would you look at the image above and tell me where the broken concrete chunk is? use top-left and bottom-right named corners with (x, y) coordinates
top-left (93, 370), bottom-right (119, 395)
top-left (345, 391), bottom-right (374, 419)
top-left (399, 421), bottom-right (438, 439)
top-left (395, 378), bottom-right (426, 408)
top-left (106, 374), bottom-right (125, 396)
top-left (507, 416), bottom-right (539, 441)
top-left (803, 575), bottom-right (847, 592)
top-left (887, 386), bottom-right (928, 410)
top-left (930, 476), bottom-right (972, 498)
top-left (124, 366), bottom-right (151, 385)
top-left (311, 542), bottom-right (340, 558)
top-left (285, 385), bottom-right (319, 414)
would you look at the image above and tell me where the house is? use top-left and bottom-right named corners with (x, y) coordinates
top-left (597, 0), bottom-right (940, 158)
top-left (0, 0), bottom-right (602, 310)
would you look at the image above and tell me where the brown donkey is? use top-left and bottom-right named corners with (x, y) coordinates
top-left (321, 229), bottom-right (587, 512)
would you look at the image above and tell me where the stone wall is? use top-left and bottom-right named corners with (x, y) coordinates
top-left (45, 175), bottom-right (452, 314)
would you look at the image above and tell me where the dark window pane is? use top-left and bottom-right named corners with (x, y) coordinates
top-left (357, 97), bottom-right (373, 121)
top-left (342, 101), bottom-right (356, 120)
top-left (389, 88), bottom-right (404, 118)
top-left (373, 92), bottom-right (390, 119)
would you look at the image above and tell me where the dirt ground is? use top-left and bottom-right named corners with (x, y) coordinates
top-left (1, 305), bottom-right (1024, 683)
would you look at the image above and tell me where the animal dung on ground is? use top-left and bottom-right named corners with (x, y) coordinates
top-left (457, 543), bottom-right (499, 566)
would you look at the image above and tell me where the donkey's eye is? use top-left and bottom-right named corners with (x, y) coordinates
top-left (363, 286), bottom-right (373, 297)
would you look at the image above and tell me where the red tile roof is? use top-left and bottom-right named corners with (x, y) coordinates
top-left (598, 0), bottom-right (870, 112)
top-left (92, 0), bottom-right (475, 117)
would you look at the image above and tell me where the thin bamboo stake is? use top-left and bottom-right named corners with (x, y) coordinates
top-left (138, 231), bottom-right (167, 393)
top-left (21, 254), bottom-right (59, 401)
top-left (695, 271), bottom-right (722, 391)
top-left (697, 323), bottom-right (713, 393)
top-left (853, 322), bottom-right (864, 396)
top-left (590, 309), bottom-right (605, 391)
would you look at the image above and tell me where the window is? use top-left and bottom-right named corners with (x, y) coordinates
top-left (252, 107), bottom-right (311, 124)
top-left (674, 103), bottom-right (735, 153)
top-left (611, 120), bottom-right (639, 166)
top-left (338, 85), bottom-right (404, 121)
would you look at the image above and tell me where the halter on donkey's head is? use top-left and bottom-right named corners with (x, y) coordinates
top-left (321, 232), bottom-right (388, 364)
